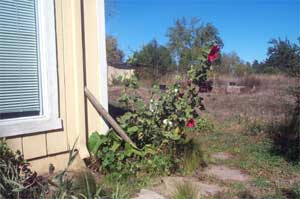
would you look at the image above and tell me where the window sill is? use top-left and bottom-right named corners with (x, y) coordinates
top-left (0, 116), bottom-right (63, 137)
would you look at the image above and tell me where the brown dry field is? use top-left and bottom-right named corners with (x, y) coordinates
top-left (204, 74), bottom-right (298, 123)
top-left (109, 74), bottom-right (298, 124)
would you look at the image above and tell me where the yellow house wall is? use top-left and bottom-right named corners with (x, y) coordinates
top-left (5, 0), bottom-right (107, 173)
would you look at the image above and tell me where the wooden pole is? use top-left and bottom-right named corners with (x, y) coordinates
top-left (84, 87), bottom-right (137, 148)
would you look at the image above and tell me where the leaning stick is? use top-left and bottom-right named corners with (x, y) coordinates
top-left (84, 87), bottom-right (137, 148)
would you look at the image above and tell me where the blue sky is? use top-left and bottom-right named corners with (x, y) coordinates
top-left (105, 0), bottom-right (300, 63)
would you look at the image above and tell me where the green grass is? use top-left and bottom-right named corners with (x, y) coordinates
top-left (110, 184), bottom-right (130, 199)
top-left (197, 117), bottom-right (300, 198)
top-left (251, 177), bottom-right (271, 189)
top-left (172, 183), bottom-right (200, 199)
top-left (181, 138), bottom-right (207, 175)
top-left (102, 172), bottom-right (156, 198)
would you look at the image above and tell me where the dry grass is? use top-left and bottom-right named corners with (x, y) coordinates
top-left (203, 74), bottom-right (298, 123)
top-left (109, 73), bottom-right (299, 122)
top-left (108, 74), bottom-right (298, 123)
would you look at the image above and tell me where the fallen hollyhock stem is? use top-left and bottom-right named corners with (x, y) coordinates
top-left (84, 87), bottom-right (137, 148)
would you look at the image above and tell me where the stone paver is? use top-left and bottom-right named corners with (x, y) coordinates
top-left (204, 165), bottom-right (251, 182)
top-left (211, 152), bottom-right (234, 160)
top-left (132, 189), bottom-right (166, 199)
top-left (154, 177), bottom-right (225, 197)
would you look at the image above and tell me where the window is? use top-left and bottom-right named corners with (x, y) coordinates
top-left (0, 0), bottom-right (62, 137)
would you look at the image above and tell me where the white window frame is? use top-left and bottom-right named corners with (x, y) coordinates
top-left (0, 0), bottom-right (62, 137)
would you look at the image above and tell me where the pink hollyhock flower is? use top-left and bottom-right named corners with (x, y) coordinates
top-left (208, 45), bottom-right (220, 62)
top-left (186, 118), bottom-right (196, 128)
top-left (186, 79), bottom-right (191, 86)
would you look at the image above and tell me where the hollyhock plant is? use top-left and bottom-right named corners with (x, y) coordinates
top-left (208, 45), bottom-right (220, 62)
top-left (186, 79), bottom-right (191, 86)
top-left (178, 92), bottom-right (184, 98)
top-left (186, 118), bottom-right (196, 128)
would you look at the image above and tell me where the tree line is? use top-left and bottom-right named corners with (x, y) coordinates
top-left (106, 17), bottom-right (300, 80)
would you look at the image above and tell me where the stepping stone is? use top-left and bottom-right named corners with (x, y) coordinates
top-left (132, 189), bottom-right (166, 199)
top-left (204, 165), bottom-right (251, 182)
top-left (211, 152), bottom-right (234, 160)
top-left (155, 177), bottom-right (225, 197)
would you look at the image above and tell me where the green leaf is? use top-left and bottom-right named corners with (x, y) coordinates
top-left (163, 131), bottom-right (181, 140)
top-left (111, 142), bottom-right (121, 152)
top-left (127, 126), bottom-right (139, 133)
top-left (124, 143), bottom-right (142, 157)
top-left (174, 127), bottom-right (180, 135)
top-left (136, 101), bottom-right (145, 110)
top-left (143, 145), bottom-right (157, 155)
top-left (117, 75), bottom-right (123, 81)
top-left (88, 132), bottom-right (108, 154)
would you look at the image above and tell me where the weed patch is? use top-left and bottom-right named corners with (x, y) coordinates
top-left (199, 118), bottom-right (300, 198)
top-left (172, 182), bottom-right (200, 199)
top-left (181, 138), bottom-right (207, 175)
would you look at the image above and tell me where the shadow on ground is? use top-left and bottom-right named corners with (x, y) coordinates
top-left (108, 103), bottom-right (128, 120)
top-left (268, 106), bottom-right (300, 164)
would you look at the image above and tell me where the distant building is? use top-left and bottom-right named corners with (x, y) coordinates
top-left (108, 64), bottom-right (135, 85)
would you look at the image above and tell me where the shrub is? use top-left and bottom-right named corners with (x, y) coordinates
top-left (196, 118), bottom-right (214, 133)
top-left (88, 45), bottom-right (219, 176)
top-left (89, 77), bottom-right (205, 175)
top-left (0, 139), bottom-right (133, 199)
top-left (49, 141), bottom-right (108, 199)
top-left (88, 130), bottom-right (176, 176)
top-left (0, 139), bottom-right (47, 199)
top-left (111, 75), bottom-right (124, 86)
top-left (51, 171), bottom-right (106, 199)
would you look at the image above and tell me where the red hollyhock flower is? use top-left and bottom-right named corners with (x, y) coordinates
top-left (186, 118), bottom-right (196, 128)
top-left (186, 79), bottom-right (191, 86)
top-left (208, 45), bottom-right (220, 62)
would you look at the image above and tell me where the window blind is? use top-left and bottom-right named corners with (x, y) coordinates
top-left (0, 0), bottom-right (41, 118)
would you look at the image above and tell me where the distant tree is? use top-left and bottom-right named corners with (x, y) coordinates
top-left (233, 63), bottom-right (253, 76)
top-left (252, 59), bottom-right (272, 74)
top-left (167, 17), bottom-right (223, 72)
top-left (245, 61), bottom-right (251, 68)
top-left (264, 38), bottom-right (300, 75)
top-left (252, 59), bottom-right (260, 70)
top-left (216, 51), bottom-right (241, 74)
top-left (216, 51), bottom-right (252, 76)
top-left (127, 39), bottom-right (175, 80)
top-left (106, 35), bottom-right (124, 65)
